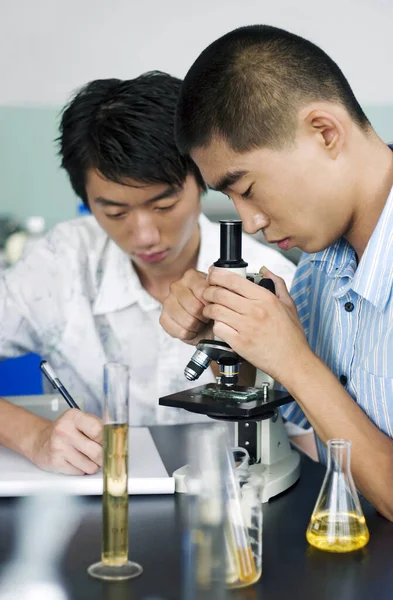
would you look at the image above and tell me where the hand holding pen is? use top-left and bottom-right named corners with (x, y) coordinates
top-left (27, 360), bottom-right (104, 475)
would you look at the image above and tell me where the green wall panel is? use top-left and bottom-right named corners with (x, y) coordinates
top-left (1, 104), bottom-right (392, 229)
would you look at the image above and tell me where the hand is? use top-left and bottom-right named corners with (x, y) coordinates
top-left (29, 409), bottom-right (103, 475)
top-left (202, 266), bottom-right (312, 385)
top-left (160, 269), bottom-right (213, 345)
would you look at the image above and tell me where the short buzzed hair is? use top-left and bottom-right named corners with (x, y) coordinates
top-left (176, 25), bottom-right (371, 154)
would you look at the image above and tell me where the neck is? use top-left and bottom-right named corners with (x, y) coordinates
top-left (133, 224), bottom-right (201, 304)
top-left (345, 136), bottom-right (393, 260)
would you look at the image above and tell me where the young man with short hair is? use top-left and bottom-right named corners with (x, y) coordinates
top-left (160, 27), bottom-right (393, 520)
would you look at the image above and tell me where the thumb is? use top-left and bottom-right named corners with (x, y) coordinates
top-left (259, 266), bottom-right (292, 305)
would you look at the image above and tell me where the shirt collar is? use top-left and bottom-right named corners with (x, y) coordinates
top-left (310, 185), bottom-right (393, 311)
top-left (310, 239), bottom-right (356, 280)
top-left (92, 238), bottom-right (156, 315)
top-left (93, 214), bottom-right (213, 316)
top-left (351, 185), bottom-right (393, 311)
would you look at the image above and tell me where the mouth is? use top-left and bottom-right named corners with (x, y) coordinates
top-left (267, 237), bottom-right (292, 251)
top-left (134, 249), bottom-right (170, 263)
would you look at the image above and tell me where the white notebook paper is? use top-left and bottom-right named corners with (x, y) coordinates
top-left (0, 427), bottom-right (174, 496)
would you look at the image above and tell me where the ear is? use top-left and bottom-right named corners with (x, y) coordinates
top-left (304, 109), bottom-right (345, 159)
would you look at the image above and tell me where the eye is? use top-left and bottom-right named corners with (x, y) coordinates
top-left (154, 203), bottom-right (177, 212)
top-left (241, 184), bottom-right (254, 200)
top-left (105, 212), bottom-right (127, 220)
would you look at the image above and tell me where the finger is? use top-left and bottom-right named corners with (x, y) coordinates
top-left (167, 296), bottom-right (209, 334)
top-left (186, 270), bottom-right (210, 304)
top-left (203, 303), bottom-right (244, 333)
top-left (203, 286), bottom-right (249, 314)
top-left (173, 269), bottom-right (209, 305)
top-left (74, 413), bottom-right (103, 444)
top-left (207, 268), bottom-right (264, 300)
top-left (72, 429), bottom-right (103, 467)
top-left (212, 320), bottom-right (242, 349)
top-left (160, 310), bottom-right (204, 343)
top-left (77, 436), bottom-right (103, 467)
top-left (259, 267), bottom-right (292, 304)
top-left (176, 286), bottom-right (211, 324)
top-left (61, 461), bottom-right (85, 476)
top-left (65, 446), bottom-right (101, 475)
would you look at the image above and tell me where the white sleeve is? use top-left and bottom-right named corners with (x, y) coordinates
top-left (0, 236), bottom-right (70, 358)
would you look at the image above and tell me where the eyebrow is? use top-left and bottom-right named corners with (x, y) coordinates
top-left (210, 170), bottom-right (249, 193)
top-left (94, 185), bottom-right (178, 208)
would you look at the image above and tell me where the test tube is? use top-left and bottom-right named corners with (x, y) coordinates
top-left (224, 448), bottom-right (258, 585)
top-left (88, 362), bottom-right (143, 581)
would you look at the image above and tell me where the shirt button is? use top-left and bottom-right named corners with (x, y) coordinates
top-left (339, 375), bottom-right (348, 386)
top-left (344, 302), bottom-right (354, 312)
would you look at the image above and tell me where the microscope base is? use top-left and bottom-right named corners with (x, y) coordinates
top-left (173, 448), bottom-right (300, 502)
top-left (249, 449), bottom-right (301, 503)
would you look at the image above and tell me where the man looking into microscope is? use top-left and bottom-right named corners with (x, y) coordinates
top-left (160, 26), bottom-right (393, 520)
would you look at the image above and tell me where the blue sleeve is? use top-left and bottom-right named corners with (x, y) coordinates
top-left (280, 254), bottom-right (314, 428)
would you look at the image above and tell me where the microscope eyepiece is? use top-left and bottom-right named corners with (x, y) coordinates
top-left (213, 220), bottom-right (248, 269)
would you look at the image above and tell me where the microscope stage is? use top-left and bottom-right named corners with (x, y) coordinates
top-left (159, 383), bottom-right (294, 420)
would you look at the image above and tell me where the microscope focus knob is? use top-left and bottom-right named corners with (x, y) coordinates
top-left (258, 277), bottom-right (275, 294)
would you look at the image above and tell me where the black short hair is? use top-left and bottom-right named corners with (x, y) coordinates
top-left (58, 71), bottom-right (206, 206)
top-left (176, 25), bottom-right (371, 154)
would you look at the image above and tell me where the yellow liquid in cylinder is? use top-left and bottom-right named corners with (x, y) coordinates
top-left (306, 511), bottom-right (369, 552)
top-left (102, 423), bottom-right (129, 566)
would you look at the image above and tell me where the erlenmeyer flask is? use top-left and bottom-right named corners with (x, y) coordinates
top-left (306, 439), bottom-right (369, 552)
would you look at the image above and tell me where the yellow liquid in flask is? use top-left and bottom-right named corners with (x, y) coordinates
top-left (306, 510), bottom-right (369, 552)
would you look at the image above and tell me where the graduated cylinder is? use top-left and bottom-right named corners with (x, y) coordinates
top-left (87, 362), bottom-right (142, 581)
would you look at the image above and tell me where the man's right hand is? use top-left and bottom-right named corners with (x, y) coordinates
top-left (29, 409), bottom-right (103, 475)
top-left (160, 269), bottom-right (213, 345)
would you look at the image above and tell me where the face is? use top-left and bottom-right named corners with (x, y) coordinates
top-left (86, 169), bottom-right (201, 272)
top-left (192, 110), bottom-right (356, 254)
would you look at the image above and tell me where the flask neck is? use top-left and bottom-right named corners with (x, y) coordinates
top-left (327, 439), bottom-right (351, 474)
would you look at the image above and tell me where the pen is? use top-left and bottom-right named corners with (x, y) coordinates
top-left (40, 360), bottom-right (80, 410)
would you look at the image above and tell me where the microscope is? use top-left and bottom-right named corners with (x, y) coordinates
top-left (159, 220), bottom-right (300, 502)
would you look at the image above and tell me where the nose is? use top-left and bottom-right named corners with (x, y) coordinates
top-left (129, 212), bottom-right (160, 249)
top-left (233, 199), bottom-right (269, 235)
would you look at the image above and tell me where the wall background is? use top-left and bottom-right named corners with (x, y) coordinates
top-left (0, 0), bottom-right (393, 228)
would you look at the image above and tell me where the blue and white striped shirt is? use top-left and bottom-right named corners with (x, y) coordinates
top-left (283, 184), bottom-right (393, 464)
